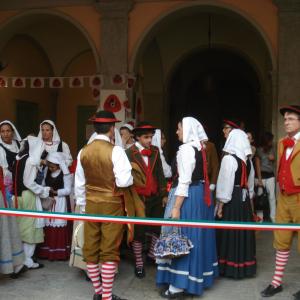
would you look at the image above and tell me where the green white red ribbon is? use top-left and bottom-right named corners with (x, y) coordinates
top-left (1, 208), bottom-right (300, 231)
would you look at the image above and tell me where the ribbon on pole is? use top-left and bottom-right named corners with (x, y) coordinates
top-left (1, 208), bottom-right (300, 231)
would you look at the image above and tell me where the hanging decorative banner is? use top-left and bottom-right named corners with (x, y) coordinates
top-left (89, 75), bottom-right (103, 88)
top-left (0, 77), bottom-right (8, 87)
top-left (12, 77), bottom-right (25, 88)
top-left (70, 77), bottom-right (84, 88)
top-left (49, 77), bottom-right (63, 88)
top-left (126, 74), bottom-right (136, 89)
top-left (100, 89), bottom-right (127, 124)
top-left (31, 77), bottom-right (45, 88)
top-left (112, 74), bottom-right (126, 85)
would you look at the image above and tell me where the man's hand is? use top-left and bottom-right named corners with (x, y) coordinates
top-left (162, 196), bottom-right (168, 207)
top-left (79, 206), bottom-right (86, 214)
top-left (217, 202), bottom-right (224, 219)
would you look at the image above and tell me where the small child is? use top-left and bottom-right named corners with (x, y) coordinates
top-left (37, 152), bottom-right (72, 260)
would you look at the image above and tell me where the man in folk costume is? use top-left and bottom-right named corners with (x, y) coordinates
top-left (125, 122), bottom-right (167, 278)
top-left (75, 110), bottom-right (133, 300)
top-left (261, 105), bottom-right (300, 299)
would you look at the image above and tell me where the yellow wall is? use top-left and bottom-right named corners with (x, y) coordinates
top-left (56, 50), bottom-right (97, 157)
top-left (0, 35), bottom-right (54, 124)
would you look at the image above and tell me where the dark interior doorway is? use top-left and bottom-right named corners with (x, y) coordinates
top-left (168, 48), bottom-right (261, 158)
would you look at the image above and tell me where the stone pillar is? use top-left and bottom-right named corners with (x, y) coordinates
top-left (95, 0), bottom-right (133, 89)
top-left (273, 0), bottom-right (300, 136)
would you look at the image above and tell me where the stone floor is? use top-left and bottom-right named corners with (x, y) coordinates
top-left (0, 231), bottom-right (299, 300)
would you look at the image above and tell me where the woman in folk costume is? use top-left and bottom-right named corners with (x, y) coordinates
top-left (0, 120), bottom-right (22, 206)
top-left (37, 152), bottom-right (72, 260)
top-left (37, 120), bottom-right (72, 166)
top-left (157, 117), bottom-right (218, 299)
top-left (216, 129), bottom-right (256, 279)
top-left (13, 136), bottom-right (51, 269)
top-left (152, 129), bottom-right (172, 179)
top-left (120, 123), bottom-right (135, 149)
top-left (0, 166), bottom-right (26, 278)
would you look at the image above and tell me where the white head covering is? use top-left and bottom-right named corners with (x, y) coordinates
top-left (87, 129), bottom-right (122, 147)
top-left (87, 132), bottom-right (97, 145)
top-left (28, 136), bottom-right (45, 166)
top-left (120, 123), bottom-right (134, 132)
top-left (38, 120), bottom-right (60, 143)
top-left (152, 129), bottom-right (162, 149)
top-left (0, 120), bottom-right (22, 143)
top-left (182, 117), bottom-right (208, 145)
top-left (223, 129), bottom-right (252, 162)
top-left (47, 152), bottom-right (69, 175)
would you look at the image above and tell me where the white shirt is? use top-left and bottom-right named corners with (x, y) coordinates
top-left (75, 134), bottom-right (133, 206)
top-left (286, 132), bottom-right (300, 159)
top-left (0, 140), bottom-right (19, 177)
top-left (216, 155), bottom-right (254, 203)
top-left (135, 142), bottom-right (149, 166)
top-left (174, 143), bottom-right (199, 197)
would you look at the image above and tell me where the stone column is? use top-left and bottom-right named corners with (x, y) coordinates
top-left (273, 0), bottom-right (300, 136)
top-left (95, 0), bottom-right (133, 89)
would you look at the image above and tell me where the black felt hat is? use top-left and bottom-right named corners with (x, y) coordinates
top-left (279, 105), bottom-right (300, 116)
top-left (89, 110), bottom-right (121, 123)
top-left (132, 121), bottom-right (157, 135)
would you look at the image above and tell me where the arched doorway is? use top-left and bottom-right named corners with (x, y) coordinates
top-left (130, 4), bottom-right (275, 157)
top-left (168, 48), bottom-right (261, 154)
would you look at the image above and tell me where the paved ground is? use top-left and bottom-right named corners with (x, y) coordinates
top-left (0, 231), bottom-right (299, 300)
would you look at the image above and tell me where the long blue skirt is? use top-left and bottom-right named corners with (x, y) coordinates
top-left (156, 183), bottom-right (218, 296)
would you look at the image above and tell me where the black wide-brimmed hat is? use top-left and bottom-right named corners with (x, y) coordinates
top-left (279, 105), bottom-right (300, 116)
top-left (132, 121), bottom-right (157, 135)
top-left (223, 119), bottom-right (240, 129)
top-left (89, 110), bottom-right (121, 123)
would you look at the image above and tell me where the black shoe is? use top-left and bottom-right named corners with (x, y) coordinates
top-left (112, 295), bottom-right (127, 300)
top-left (294, 290), bottom-right (300, 300)
top-left (261, 285), bottom-right (283, 297)
top-left (10, 265), bottom-right (28, 279)
top-left (146, 255), bottom-right (156, 265)
top-left (93, 294), bottom-right (102, 300)
top-left (160, 289), bottom-right (184, 299)
top-left (134, 266), bottom-right (145, 279)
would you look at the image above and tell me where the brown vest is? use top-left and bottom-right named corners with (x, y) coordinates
top-left (80, 139), bottom-right (121, 203)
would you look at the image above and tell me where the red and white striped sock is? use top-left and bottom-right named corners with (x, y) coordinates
top-left (132, 240), bottom-right (143, 268)
top-left (101, 261), bottom-right (117, 300)
top-left (87, 262), bottom-right (102, 295)
top-left (271, 250), bottom-right (290, 288)
top-left (147, 234), bottom-right (158, 259)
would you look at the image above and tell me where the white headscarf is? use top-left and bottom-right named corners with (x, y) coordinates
top-left (87, 129), bottom-right (122, 147)
top-left (152, 129), bottom-right (162, 149)
top-left (46, 152), bottom-right (70, 175)
top-left (28, 136), bottom-right (45, 166)
top-left (0, 120), bottom-right (22, 143)
top-left (223, 129), bottom-right (252, 162)
top-left (38, 120), bottom-right (60, 143)
top-left (182, 117), bottom-right (208, 147)
top-left (120, 123), bottom-right (134, 132)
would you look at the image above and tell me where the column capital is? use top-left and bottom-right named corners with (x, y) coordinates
top-left (95, 0), bottom-right (134, 18)
top-left (273, 0), bottom-right (300, 12)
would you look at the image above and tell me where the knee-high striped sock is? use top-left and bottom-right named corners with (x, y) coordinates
top-left (132, 240), bottom-right (143, 267)
top-left (87, 262), bottom-right (102, 295)
top-left (101, 261), bottom-right (117, 300)
top-left (147, 234), bottom-right (158, 259)
top-left (271, 250), bottom-right (290, 287)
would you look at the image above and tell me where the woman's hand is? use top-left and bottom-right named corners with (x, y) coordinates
top-left (171, 207), bottom-right (180, 219)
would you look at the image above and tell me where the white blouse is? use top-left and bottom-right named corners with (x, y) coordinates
top-left (75, 134), bottom-right (133, 207)
top-left (216, 155), bottom-right (254, 203)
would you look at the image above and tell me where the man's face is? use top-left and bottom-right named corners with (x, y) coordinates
top-left (284, 112), bottom-right (300, 136)
top-left (223, 125), bottom-right (232, 139)
top-left (137, 132), bottom-right (153, 149)
top-left (0, 124), bottom-right (14, 144)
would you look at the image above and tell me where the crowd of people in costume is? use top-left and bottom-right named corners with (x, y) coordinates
top-left (0, 104), bottom-right (299, 300)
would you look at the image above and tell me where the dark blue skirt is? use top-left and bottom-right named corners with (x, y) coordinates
top-left (156, 183), bottom-right (218, 296)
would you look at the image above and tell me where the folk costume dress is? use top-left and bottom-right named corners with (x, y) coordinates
top-left (0, 166), bottom-right (25, 275)
top-left (37, 152), bottom-right (72, 260)
top-left (216, 129), bottom-right (256, 279)
top-left (125, 129), bottom-right (167, 275)
top-left (13, 136), bottom-right (50, 269)
top-left (156, 117), bottom-right (218, 297)
top-left (37, 120), bottom-right (73, 167)
top-left (75, 111), bottom-right (133, 300)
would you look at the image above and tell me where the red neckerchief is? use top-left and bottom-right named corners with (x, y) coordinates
top-left (282, 137), bottom-right (295, 149)
top-left (201, 148), bottom-right (211, 207)
top-left (141, 149), bottom-right (152, 157)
